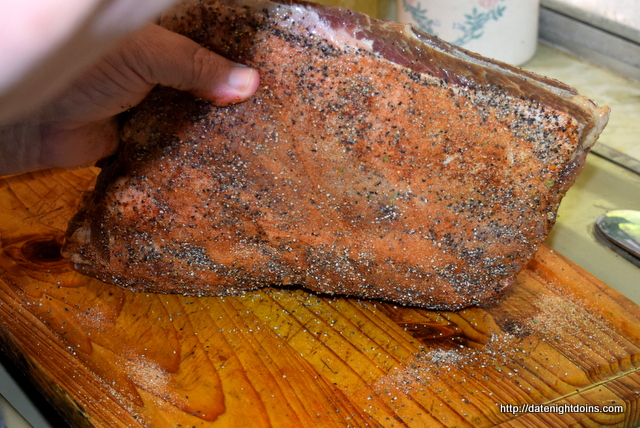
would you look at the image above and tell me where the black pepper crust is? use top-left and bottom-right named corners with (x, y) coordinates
top-left (62, 0), bottom-right (609, 309)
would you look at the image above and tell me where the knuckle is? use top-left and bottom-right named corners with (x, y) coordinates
top-left (117, 36), bottom-right (154, 83)
top-left (191, 46), bottom-right (224, 86)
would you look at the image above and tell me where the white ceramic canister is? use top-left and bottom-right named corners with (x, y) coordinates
top-left (397, 0), bottom-right (540, 66)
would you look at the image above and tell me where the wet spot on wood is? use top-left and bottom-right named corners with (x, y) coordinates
top-left (21, 236), bottom-right (64, 264)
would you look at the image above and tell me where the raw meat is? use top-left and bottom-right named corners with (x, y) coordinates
top-left (62, 0), bottom-right (609, 309)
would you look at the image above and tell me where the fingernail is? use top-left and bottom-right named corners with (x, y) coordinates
top-left (227, 65), bottom-right (256, 92)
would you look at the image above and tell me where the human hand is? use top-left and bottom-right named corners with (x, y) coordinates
top-left (0, 23), bottom-right (259, 176)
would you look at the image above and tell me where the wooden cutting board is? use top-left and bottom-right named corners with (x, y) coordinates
top-left (0, 168), bottom-right (639, 427)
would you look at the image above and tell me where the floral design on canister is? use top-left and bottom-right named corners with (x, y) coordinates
top-left (397, 0), bottom-right (539, 66)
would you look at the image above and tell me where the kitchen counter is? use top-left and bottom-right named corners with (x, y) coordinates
top-left (544, 154), bottom-right (640, 304)
top-left (526, 44), bottom-right (640, 162)
top-left (1, 41), bottom-right (639, 428)
top-left (523, 43), bottom-right (640, 305)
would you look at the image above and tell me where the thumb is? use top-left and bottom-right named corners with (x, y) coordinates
top-left (118, 24), bottom-right (260, 106)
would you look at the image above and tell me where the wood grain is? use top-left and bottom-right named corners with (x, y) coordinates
top-left (0, 168), bottom-right (639, 427)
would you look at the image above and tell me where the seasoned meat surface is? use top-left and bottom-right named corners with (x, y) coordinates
top-left (62, 0), bottom-right (609, 309)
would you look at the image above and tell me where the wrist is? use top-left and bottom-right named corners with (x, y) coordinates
top-left (0, 114), bottom-right (43, 176)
